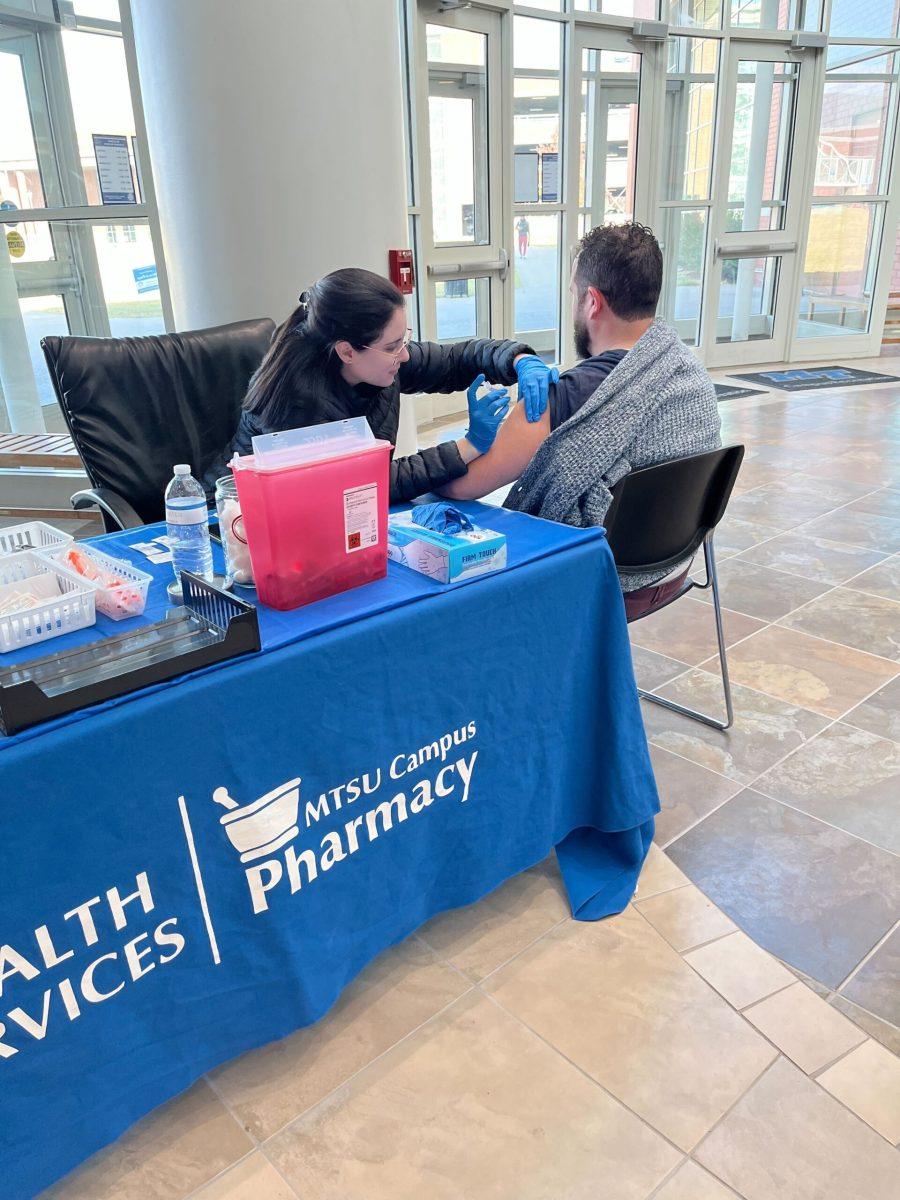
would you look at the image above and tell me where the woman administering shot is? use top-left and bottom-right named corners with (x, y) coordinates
top-left (223, 267), bottom-right (557, 502)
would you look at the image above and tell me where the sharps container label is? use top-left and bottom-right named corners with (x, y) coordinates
top-left (344, 483), bottom-right (379, 553)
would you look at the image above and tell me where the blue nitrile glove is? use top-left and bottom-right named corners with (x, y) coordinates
top-left (411, 502), bottom-right (474, 535)
top-left (465, 373), bottom-right (510, 454)
top-left (515, 354), bottom-right (560, 423)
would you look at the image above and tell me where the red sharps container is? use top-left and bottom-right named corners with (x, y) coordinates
top-left (232, 418), bottom-right (391, 610)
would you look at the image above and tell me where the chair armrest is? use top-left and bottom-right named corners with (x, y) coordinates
top-left (71, 487), bottom-right (144, 530)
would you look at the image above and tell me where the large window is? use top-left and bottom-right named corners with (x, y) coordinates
top-left (513, 16), bottom-right (564, 359)
top-left (0, 2), bottom-right (167, 433)
top-left (405, 0), bottom-right (900, 374)
top-left (829, 0), bottom-right (900, 39)
top-left (725, 59), bottom-right (798, 234)
top-left (575, 0), bottom-right (658, 14)
top-left (667, 0), bottom-right (722, 26)
top-left (579, 47), bottom-right (643, 228)
top-left (729, 0), bottom-right (823, 31)
top-left (659, 36), bottom-right (718, 345)
top-left (797, 45), bottom-right (898, 338)
top-left (426, 24), bottom-right (489, 246)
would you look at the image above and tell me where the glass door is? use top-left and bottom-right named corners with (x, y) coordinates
top-left (1, 6), bottom-right (167, 433)
top-left (414, 5), bottom-right (505, 355)
top-left (656, 34), bottom-right (720, 348)
top-left (793, 43), bottom-right (899, 352)
top-left (511, 13), bottom-right (566, 365)
top-left (2, 18), bottom-right (109, 428)
top-left (702, 40), bottom-right (820, 366)
top-left (1, 26), bottom-right (70, 430)
top-left (562, 25), bottom-right (659, 361)
top-left (0, 23), bottom-right (108, 336)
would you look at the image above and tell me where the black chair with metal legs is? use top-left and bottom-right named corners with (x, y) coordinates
top-left (41, 317), bottom-right (275, 531)
top-left (604, 445), bottom-right (745, 731)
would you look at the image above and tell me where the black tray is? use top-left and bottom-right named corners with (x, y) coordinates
top-left (0, 573), bottom-right (260, 735)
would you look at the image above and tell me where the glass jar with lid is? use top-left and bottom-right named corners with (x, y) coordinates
top-left (215, 475), bottom-right (253, 586)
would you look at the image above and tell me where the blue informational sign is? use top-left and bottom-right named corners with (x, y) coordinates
top-left (133, 265), bottom-right (159, 294)
top-left (92, 133), bottom-right (137, 205)
top-left (0, 199), bottom-right (18, 227)
top-left (541, 152), bottom-right (559, 203)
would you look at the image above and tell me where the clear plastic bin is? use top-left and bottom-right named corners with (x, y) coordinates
top-left (42, 544), bottom-right (152, 621)
top-left (0, 520), bottom-right (74, 557)
top-left (0, 551), bottom-right (96, 653)
top-left (232, 417), bottom-right (391, 610)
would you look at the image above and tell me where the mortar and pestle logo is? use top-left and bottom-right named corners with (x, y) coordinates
top-left (214, 778), bottom-right (301, 864)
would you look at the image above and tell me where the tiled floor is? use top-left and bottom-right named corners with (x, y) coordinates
top-left (635, 376), bottom-right (900, 1043)
top-left (37, 366), bottom-right (900, 1199)
top-left (40, 849), bottom-right (900, 1200)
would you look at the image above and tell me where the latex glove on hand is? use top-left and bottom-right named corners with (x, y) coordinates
top-left (514, 354), bottom-right (560, 423)
top-left (465, 373), bottom-right (510, 454)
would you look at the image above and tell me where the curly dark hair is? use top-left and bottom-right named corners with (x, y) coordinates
top-left (574, 221), bottom-right (662, 321)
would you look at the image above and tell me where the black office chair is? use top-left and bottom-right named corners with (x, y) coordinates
top-left (605, 445), bottom-right (745, 731)
top-left (41, 317), bottom-right (275, 531)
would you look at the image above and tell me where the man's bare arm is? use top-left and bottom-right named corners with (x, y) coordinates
top-left (438, 404), bottom-right (551, 500)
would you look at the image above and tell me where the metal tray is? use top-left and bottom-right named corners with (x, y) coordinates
top-left (0, 573), bottom-right (260, 735)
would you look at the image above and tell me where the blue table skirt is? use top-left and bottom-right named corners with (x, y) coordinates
top-left (0, 502), bottom-right (657, 1198)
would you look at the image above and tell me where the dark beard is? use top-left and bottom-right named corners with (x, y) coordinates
top-left (573, 316), bottom-right (592, 361)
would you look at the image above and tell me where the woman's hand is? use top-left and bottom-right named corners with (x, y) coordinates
top-left (464, 373), bottom-right (510, 455)
top-left (514, 354), bottom-right (560, 423)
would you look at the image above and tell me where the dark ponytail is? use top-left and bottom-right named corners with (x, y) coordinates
top-left (243, 268), bottom-right (405, 426)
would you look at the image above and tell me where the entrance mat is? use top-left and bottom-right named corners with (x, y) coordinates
top-left (715, 383), bottom-right (767, 401)
top-left (730, 366), bottom-right (900, 392)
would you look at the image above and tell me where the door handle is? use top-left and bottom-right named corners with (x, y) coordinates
top-left (428, 249), bottom-right (509, 282)
top-left (714, 240), bottom-right (797, 259)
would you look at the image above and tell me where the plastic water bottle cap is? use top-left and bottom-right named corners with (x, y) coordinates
top-left (173, 464), bottom-right (190, 475)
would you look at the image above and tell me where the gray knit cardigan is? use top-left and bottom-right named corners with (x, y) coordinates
top-left (504, 319), bottom-right (721, 589)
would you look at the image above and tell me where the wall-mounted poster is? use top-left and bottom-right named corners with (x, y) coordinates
top-left (541, 152), bottom-right (558, 203)
top-left (92, 134), bottom-right (137, 205)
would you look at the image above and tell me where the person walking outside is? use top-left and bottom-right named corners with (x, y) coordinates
top-left (516, 216), bottom-right (530, 258)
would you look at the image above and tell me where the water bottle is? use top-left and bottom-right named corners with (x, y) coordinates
top-left (165, 464), bottom-right (213, 585)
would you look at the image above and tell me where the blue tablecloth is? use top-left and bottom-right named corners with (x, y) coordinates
top-left (0, 502), bottom-right (657, 1198)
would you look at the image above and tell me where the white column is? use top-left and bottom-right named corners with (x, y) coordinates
top-left (128, 0), bottom-right (409, 332)
top-left (0, 245), bottom-right (45, 434)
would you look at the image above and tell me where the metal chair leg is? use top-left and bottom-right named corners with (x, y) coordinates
top-left (638, 535), bottom-right (734, 731)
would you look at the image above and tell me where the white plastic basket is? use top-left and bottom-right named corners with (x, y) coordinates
top-left (0, 551), bottom-right (96, 653)
top-left (0, 520), bottom-right (74, 557)
top-left (42, 544), bottom-right (152, 621)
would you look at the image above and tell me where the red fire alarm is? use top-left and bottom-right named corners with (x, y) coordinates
top-left (389, 249), bottom-right (415, 295)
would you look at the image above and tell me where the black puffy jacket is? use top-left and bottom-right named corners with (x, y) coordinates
top-left (227, 336), bottom-right (532, 503)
